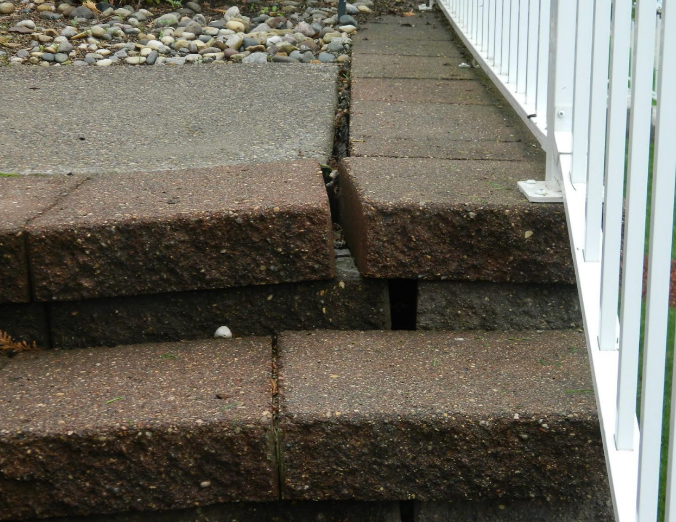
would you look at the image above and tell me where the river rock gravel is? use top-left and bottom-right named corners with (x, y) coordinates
top-left (0, 0), bottom-right (374, 66)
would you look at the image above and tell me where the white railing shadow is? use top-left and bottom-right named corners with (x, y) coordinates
top-left (436, 0), bottom-right (676, 520)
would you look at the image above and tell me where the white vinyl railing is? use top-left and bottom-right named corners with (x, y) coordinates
top-left (434, 0), bottom-right (676, 520)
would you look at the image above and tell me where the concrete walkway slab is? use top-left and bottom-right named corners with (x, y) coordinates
top-left (0, 338), bottom-right (276, 520)
top-left (352, 79), bottom-right (496, 104)
top-left (0, 65), bottom-right (338, 175)
top-left (278, 329), bottom-right (606, 501)
top-left (350, 101), bottom-right (541, 161)
top-left (353, 39), bottom-right (465, 57)
top-left (27, 160), bottom-right (334, 301)
top-left (352, 54), bottom-right (476, 79)
top-left (355, 14), bottom-right (455, 41)
top-left (339, 157), bottom-right (573, 283)
top-left (0, 175), bottom-right (81, 303)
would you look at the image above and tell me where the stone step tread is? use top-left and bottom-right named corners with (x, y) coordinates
top-left (352, 78), bottom-right (497, 104)
top-left (350, 100), bottom-right (541, 158)
top-left (277, 329), bottom-right (603, 501)
top-left (355, 14), bottom-right (456, 42)
top-left (0, 160), bottom-right (335, 303)
top-left (338, 157), bottom-right (573, 283)
top-left (353, 39), bottom-right (465, 57)
top-left (0, 329), bottom-right (601, 520)
top-left (0, 337), bottom-right (277, 520)
top-left (352, 54), bottom-right (476, 79)
top-left (0, 175), bottom-right (81, 304)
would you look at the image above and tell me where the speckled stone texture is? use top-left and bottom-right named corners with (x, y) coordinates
top-left (0, 175), bottom-right (82, 303)
top-left (35, 501), bottom-right (402, 521)
top-left (414, 499), bottom-right (613, 521)
top-left (417, 282), bottom-right (582, 330)
top-left (277, 330), bottom-right (606, 502)
top-left (353, 15), bottom-right (454, 42)
top-left (339, 157), bottom-right (573, 283)
top-left (27, 160), bottom-right (334, 301)
top-left (49, 255), bottom-right (390, 349)
top-left (0, 338), bottom-right (276, 520)
top-left (352, 79), bottom-right (496, 104)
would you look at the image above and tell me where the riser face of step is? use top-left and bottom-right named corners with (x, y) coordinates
top-left (277, 330), bottom-right (604, 503)
top-left (339, 157), bottom-right (574, 284)
top-left (0, 339), bottom-right (276, 521)
top-left (0, 175), bottom-right (82, 304)
top-left (1, 161), bottom-right (335, 303)
top-left (48, 256), bottom-right (391, 349)
top-left (417, 282), bottom-right (582, 330)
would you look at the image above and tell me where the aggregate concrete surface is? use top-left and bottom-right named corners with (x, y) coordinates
top-left (0, 338), bottom-right (277, 519)
top-left (26, 160), bottom-right (334, 301)
top-left (0, 65), bottom-right (338, 175)
top-left (278, 330), bottom-right (607, 502)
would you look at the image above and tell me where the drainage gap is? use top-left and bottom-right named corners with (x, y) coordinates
top-left (388, 280), bottom-right (418, 330)
top-left (400, 500), bottom-right (415, 522)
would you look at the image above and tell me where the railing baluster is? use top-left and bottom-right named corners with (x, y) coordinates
top-left (502, 0), bottom-right (511, 75)
top-left (656, 0), bottom-right (676, 517)
top-left (525, 0), bottom-right (539, 107)
top-left (508, 0), bottom-right (518, 85)
top-left (570, 0), bottom-right (592, 183)
top-left (536, 0), bottom-right (550, 126)
top-left (483, 0), bottom-right (490, 53)
top-left (494, 0), bottom-right (504, 68)
top-left (583, 0), bottom-right (611, 263)
top-left (516, 0), bottom-right (528, 94)
top-left (615, 0), bottom-right (657, 453)
top-left (598, 0), bottom-right (632, 352)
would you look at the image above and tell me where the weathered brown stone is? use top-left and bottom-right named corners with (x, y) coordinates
top-left (339, 157), bottom-right (574, 283)
top-left (352, 79), bottom-right (496, 105)
top-left (27, 161), bottom-right (334, 301)
top-left (352, 55), bottom-right (475, 80)
top-left (414, 499), bottom-right (613, 521)
top-left (417, 282), bottom-right (582, 330)
top-left (0, 302), bottom-right (50, 350)
top-left (36, 501), bottom-right (402, 522)
top-left (49, 255), bottom-right (390, 349)
top-left (354, 14), bottom-right (455, 42)
top-left (0, 338), bottom-right (276, 520)
top-left (278, 330), bottom-right (605, 502)
top-left (0, 174), bottom-right (81, 303)
top-left (350, 101), bottom-right (542, 161)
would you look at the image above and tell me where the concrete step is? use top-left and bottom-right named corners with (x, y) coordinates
top-left (0, 330), bottom-right (610, 521)
top-left (0, 160), bottom-right (334, 304)
top-left (338, 157), bottom-right (573, 283)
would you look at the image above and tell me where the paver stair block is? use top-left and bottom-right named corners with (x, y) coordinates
top-left (26, 160), bottom-right (335, 301)
top-left (339, 157), bottom-right (574, 283)
top-left (0, 338), bottom-right (276, 520)
top-left (277, 330), bottom-right (607, 504)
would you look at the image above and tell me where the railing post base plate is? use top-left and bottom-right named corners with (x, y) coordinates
top-left (517, 180), bottom-right (563, 203)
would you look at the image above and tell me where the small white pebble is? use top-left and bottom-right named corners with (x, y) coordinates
top-left (200, 481), bottom-right (211, 488)
top-left (214, 326), bottom-right (232, 339)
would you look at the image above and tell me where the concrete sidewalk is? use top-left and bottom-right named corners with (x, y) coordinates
top-left (0, 65), bottom-right (338, 175)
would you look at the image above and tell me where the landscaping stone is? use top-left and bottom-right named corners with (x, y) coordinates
top-left (417, 282), bottom-right (582, 330)
top-left (339, 157), bottom-right (574, 283)
top-left (28, 160), bottom-right (334, 301)
top-left (0, 174), bottom-right (81, 303)
top-left (0, 338), bottom-right (277, 520)
top-left (278, 330), bottom-right (606, 502)
top-left (49, 256), bottom-right (389, 348)
top-left (414, 499), bottom-right (613, 521)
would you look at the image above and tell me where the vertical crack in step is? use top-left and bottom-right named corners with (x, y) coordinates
top-left (388, 280), bottom-right (418, 330)
top-left (271, 334), bottom-right (283, 499)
